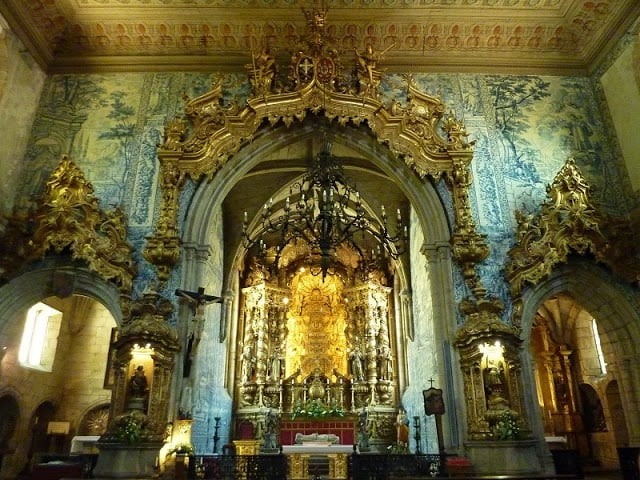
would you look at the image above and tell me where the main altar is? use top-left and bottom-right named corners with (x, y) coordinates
top-left (233, 257), bottom-right (399, 452)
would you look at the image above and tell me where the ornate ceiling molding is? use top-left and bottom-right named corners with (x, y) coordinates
top-left (1, 0), bottom-right (638, 74)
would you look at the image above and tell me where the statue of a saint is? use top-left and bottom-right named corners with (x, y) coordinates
top-left (396, 408), bottom-right (410, 448)
top-left (262, 409), bottom-right (279, 452)
top-left (130, 365), bottom-right (148, 398)
top-left (248, 48), bottom-right (276, 94)
top-left (241, 345), bottom-right (255, 383)
top-left (269, 347), bottom-right (283, 381)
top-left (354, 43), bottom-right (394, 92)
top-left (378, 345), bottom-right (392, 380)
top-left (350, 346), bottom-right (365, 381)
top-left (358, 407), bottom-right (370, 450)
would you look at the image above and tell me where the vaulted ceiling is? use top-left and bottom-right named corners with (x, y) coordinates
top-left (1, 0), bottom-right (639, 75)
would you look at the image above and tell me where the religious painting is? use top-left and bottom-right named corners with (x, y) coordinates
top-left (423, 387), bottom-right (445, 416)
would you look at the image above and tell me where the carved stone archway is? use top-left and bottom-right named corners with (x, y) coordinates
top-left (143, 6), bottom-right (484, 301)
top-left (143, 5), bottom-right (501, 456)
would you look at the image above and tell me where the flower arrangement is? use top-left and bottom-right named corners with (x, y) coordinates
top-left (491, 409), bottom-right (521, 440)
top-left (167, 443), bottom-right (194, 455)
top-left (113, 412), bottom-right (147, 444)
top-left (291, 399), bottom-right (345, 420)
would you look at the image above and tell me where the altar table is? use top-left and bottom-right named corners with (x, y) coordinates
top-left (282, 444), bottom-right (355, 480)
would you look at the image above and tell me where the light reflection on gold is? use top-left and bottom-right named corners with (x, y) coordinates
top-left (285, 270), bottom-right (348, 378)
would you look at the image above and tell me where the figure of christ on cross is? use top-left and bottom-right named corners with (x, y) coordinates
top-left (175, 287), bottom-right (223, 377)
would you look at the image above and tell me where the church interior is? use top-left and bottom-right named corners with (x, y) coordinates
top-left (1, 1), bottom-right (640, 479)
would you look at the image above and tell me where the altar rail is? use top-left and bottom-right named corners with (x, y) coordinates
top-left (195, 453), bottom-right (287, 479)
top-left (191, 453), bottom-right (442, 479)
top-left (189, 454), bottom-right (582, 480)
top-left (349, 453), bottom-right (444, 479)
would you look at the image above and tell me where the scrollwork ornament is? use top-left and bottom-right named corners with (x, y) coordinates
top-left (505, 157), bottom-right (608, 326)
top-left (0, 156), bottom-right (135, 305)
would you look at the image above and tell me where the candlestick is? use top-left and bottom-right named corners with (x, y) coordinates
top-left (213, 417), bottom-right (221, 454)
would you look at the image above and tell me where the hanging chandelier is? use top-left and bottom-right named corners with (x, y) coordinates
top-left (242, 137), bottom-right (408, 280)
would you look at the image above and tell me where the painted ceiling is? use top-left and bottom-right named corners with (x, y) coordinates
top-left (1, 0), bottom-right (639, 74)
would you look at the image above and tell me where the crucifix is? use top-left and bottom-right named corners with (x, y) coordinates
top-left (175, 287), bottom-right (223, 376)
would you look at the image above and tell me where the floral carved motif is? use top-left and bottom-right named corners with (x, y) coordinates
top-left (0, 156), bottom-right (136, 308)
top-left (505, 157), bottom-right (609, 327)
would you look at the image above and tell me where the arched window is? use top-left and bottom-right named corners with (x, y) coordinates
top-left (18, 302), bottom-right (62, 371)
top-left (591, 317), bottom-right (607, 375)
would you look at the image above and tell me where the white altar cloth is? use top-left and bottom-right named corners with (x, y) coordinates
top-left (70, 435), bottom-right (100, 454)
top-left (282, 444), bottom-right (356, 454)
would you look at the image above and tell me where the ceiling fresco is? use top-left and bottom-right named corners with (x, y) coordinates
top-left (1, 0), bottom-right (639, 74)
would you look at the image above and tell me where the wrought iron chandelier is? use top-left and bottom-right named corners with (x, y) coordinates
top-left (242, 137), bottom-right (407, 280)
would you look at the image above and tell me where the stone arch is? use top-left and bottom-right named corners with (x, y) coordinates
top-left (183, 121), bottom-right (450, 284)
top-left (0, 259), bottom-right (124, 336)
top-left (180, 119), bottom-right (455, 410)
top-left (519, 259), bottom-right (640, 445)
top-left (519, 260), bottom-right (640, 350)
top-left (0, 394), bottom-right (19, 449)
top-left (24, 400), bottom-right (56, 465)
top-left (148, 75), bottom-right (476, 288)
top-left (151, 45), bottom-right (478, 453)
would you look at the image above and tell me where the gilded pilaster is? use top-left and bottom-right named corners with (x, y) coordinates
top-left (143, 155), bottom-right (185, 283)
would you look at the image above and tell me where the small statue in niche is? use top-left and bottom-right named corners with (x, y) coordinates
top-left (484, 358), bottom-right (509, 411)
top-left (241, 344), bottom-right (256, 383)
top-left (377, 345), bottom-right (393, 380)
top-left (553, 371), bottom-right (569, 409)
top-left (130, 365), bottom-right (148, 399)
top-left (261, 409), bottom-right (279, 452)
top-left (269, 346), bottom-right (283, 381)
top-left (357, 407), bottom-right (370, 450)
top-left (350, 345), bottom-right (365, 381)
top-left (395, 407), bottom-right (410, 450)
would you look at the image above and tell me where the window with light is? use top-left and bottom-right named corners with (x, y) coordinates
top-left (18, 302), bottom-right (62, 372)
top-left (592, 318), bottom-right (607, 375)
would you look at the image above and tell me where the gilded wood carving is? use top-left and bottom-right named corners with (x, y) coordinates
top-left (145, 4), bottom-right (481, 293)
top-left (505, 157), bottom-right (609, 327)
top-left (0, 156), bottom-right (136, 315)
